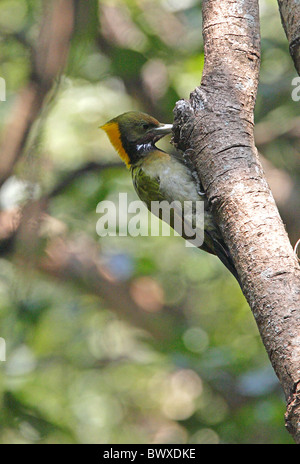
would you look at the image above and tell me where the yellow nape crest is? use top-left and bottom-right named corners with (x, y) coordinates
top-left (101, 121), bottom-right (130, 168)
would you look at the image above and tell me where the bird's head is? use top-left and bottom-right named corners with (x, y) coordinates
top-left (100, 111), bottom-right (173, 167)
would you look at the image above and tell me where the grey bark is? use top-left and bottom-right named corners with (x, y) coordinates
top-left (278, 0), bottom-right (300, 76)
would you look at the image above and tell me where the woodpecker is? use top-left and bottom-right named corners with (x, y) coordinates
top-left (101, 111), bottom-right (238, 281)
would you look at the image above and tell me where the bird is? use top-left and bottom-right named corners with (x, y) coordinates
top-left (101, 111), bottom-right (239, 281)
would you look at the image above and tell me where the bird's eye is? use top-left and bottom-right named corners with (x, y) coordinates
top-left (142, 123), bottom-right (150, 130)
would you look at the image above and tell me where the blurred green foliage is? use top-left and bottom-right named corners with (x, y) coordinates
top-left (0, 0), bottom-right (298, 444)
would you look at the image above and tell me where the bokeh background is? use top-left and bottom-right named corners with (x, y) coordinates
top-left (0, 0), bottom-right (299, 444)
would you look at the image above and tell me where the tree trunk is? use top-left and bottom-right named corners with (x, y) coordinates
top-left (277, 0), bottom-right (300, 76)
top-left (173, 0), bottom-right (300, 443)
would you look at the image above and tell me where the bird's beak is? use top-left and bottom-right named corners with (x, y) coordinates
top-left (153, 123), bottom-right (173, 136)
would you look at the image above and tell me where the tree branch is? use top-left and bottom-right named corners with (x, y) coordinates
top-left (45, 161), bottom-right (123, 199)
top-left (277, 0), bottom-right (300, 75)
top-left (173, 0), bottom-right (300, 442)
top-left (0, 0), bottom-right (75, 187)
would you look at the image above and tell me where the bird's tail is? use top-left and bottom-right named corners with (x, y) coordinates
top-left (203, 230), bottom-right (241, 285)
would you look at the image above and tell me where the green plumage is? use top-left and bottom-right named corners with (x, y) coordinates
top-left (132, 159), bottom-right (239, 281)
top-left (101, 111), bottom-right (239, 282)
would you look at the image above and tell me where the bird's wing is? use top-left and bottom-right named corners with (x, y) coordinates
top-left (132, 165), bottom-right (239, 282)
top-left (132, 166), bottom-right (166, 206)
top-left (132, 165), bottom-right (184, 235)
top-left (170, 151), bottom-right (239, 279)
top-left (132, 165), bottom-right (201, 243)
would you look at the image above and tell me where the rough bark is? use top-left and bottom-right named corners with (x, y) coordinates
top-left (173, 0), bottom-right (300, 443)
top-left (277, 0), bottom-right (300, 76)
